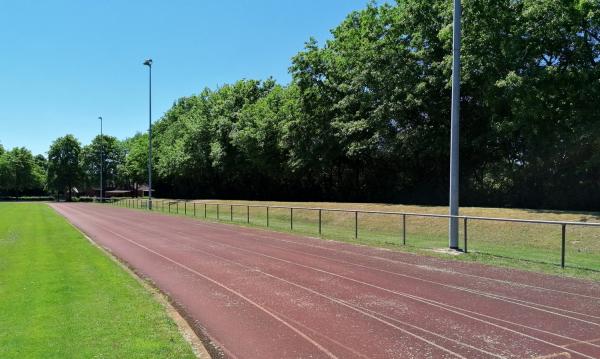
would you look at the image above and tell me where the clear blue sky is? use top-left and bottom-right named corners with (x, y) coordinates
top-left (0, 0), bottom-right (368, 156)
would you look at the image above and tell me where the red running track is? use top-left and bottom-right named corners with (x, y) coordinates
top-left (51, 203), bottom-right (600, 359)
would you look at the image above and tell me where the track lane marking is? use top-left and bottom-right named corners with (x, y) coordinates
top-left (50, 205), bottom-right (340, 359)
top-left (264, 243), bottom-right (600, 348)
top-left (534, 352), bottom-right (572, 358)
top-left (80, 205), bottom-right (600, 332)
top-left (193, 220), bottom-right (600, 320)
top-left (61, 205), bottom-right (600, 358)
top-left (102, 228), bottom-right (341, 359)
top-left (562, 337), bottom-right (600, 349)
top-left (199, 222), bottom-right (600, 324)
top-left (105, 203), bottom-right (600, 301)
top-left (164, 229), bottom-right (597, 359)
top-left (74, 205), bottom-right (600, 355)
top-left (102, 227), bottom-right (467, 359)
top-left (194, 218), bottom-right (600, 301)
top-left (61, 205), bottom-right (472, 358)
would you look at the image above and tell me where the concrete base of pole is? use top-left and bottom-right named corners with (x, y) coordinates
top-left (432, 247), bottom-right (463, 256)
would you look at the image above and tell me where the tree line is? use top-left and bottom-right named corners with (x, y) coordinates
top-left (3, 0), bottom-right (599, 210)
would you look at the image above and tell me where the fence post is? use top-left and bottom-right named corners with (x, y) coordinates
top-left (402, 214), bottom-right (406, 245)
top-left (267, 207), bottom-right (270, 227)
top-left (290, 208), bottom-right (293, 230)
top-left (176, 202), bottom-right (179, 214)
top-left (168, 202), bottom-right (171, 213)
top-left (463, 218), bottom-right (468, 253)
top-left (184, 202), bottom-right (187, 216)
top-left (231, 205), bottom-right (233, 221)
top-left (354, 211), bottom-right (358, 239)
top-left (247, 205), bottom-right (250, 223)
top-left (561, 224), bottom-right (566, 268)
top-left (217, 204), bottom-right (220, 220)
top-left (193, 203), bottom-right (196, 217)
top-left (204, 203), bottom-right (207, 218)
top-left (318, 209), bottom-right (322, 235)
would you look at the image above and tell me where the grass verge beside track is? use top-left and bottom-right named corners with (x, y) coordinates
top-left (0, 203), bottom-right (196, 359)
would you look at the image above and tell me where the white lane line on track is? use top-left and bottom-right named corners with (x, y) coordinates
top-left (110, 203), bottom-right (600, 302)
top-left (271, 311), bottom-right (372, 359)
top-left (534, 353), bottom-right (572, 359)
top-left (100, 226), bottom-right (467, 359)
top-left (86, 205), bottom-right (600, 337)
top-left (240, 235), bottom-right (600, 328)
top-left (195, 219), bottom-right (600, 302)
top-left (193, 230), bottom-right (600, 349)
top-left (65, 205), bottom-right (472, 358)
top-left (167, 231), bottom-right (596, 359)
top-left (180, 240), bottom-right (496, 358)
top-left (99, 227), bottom-right (341, 359)
top-left (48, 205), bottom-right (241, 359)
top-left (68, 205), bottom-right (599, 358)
top-left (562, 337), bottom-right (600, 349)
top-left (79, 205), bottom-right (600, 355)
top-left (209, 228), bottom-right (600, 327)
top-left (51, 205), bottom-right (339, 359)
top-left (195, 220), bottom-right (600, 317)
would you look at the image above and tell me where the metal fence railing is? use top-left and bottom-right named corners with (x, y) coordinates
top-left (108, 198), bottom-right (600, 271)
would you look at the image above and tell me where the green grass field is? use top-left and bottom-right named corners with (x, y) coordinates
top-left (118, 198), bottom-right (600, 281)
top-left (0, 203), bottom-right (196, 359)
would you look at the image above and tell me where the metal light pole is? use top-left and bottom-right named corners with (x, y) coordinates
top-left (143, 59), bottom-right (153, 210)
top-left (449, 0), bottom-right (461, 249)
top-left (98, 116), bottom-right (103, 203)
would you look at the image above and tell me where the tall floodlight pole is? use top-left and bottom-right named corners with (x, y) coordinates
top-left (449, 0), bottom-right (461, 249)
top-left (143, 59), bottom-right (153, 210)
top-left (98, 116), bottom-right (103, 203)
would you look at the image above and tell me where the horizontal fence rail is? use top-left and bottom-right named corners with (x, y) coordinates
top-left (109, 198), bottom-right (600, 271)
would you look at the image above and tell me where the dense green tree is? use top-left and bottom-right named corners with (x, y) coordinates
top-left (8, 0), bottom-right (599, 209)
top-left (0, 147), bottom-right (45, 196)
top-left (81, 135), bottom-right (125, 194)
top-left (120, 133), bottom-right (149, 194)
top-left (47, 135), bottom-right (82, 201)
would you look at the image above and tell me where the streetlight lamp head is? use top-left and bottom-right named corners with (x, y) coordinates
top-left (98, 116), bottom-right (102, 120)
top-left (143, 59), bottom-right (153, 67)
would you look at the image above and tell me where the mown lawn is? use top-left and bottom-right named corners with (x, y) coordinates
top-left (0, 203), bottom-right (196, 359)
top-left (118, 198), bottom-right (600, 281)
